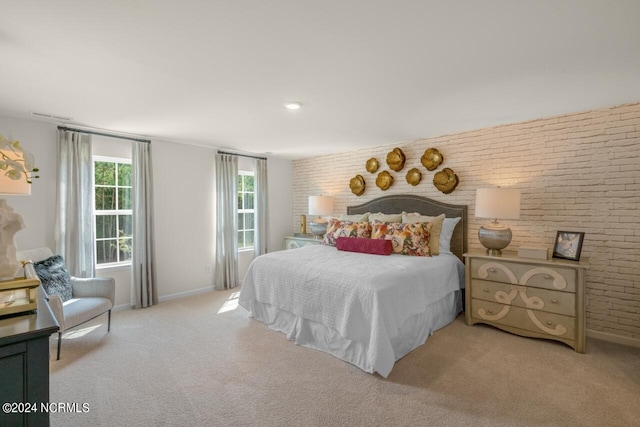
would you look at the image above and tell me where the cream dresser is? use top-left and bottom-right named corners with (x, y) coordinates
top-left (464, 251), bottom-right (588, 353)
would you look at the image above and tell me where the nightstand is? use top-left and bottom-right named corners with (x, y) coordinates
top-left (284, 236), bottom-right (323, 250)
top-left (463, 251), bottom-right (588, 353)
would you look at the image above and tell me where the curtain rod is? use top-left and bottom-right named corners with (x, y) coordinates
top-left (57, 126), bottom-right (151, 143)
top-left (217, 150), bottom-right (267, 160)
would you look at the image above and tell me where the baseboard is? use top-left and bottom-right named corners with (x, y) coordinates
top-left (112, 285), bottom-right (216, 312)
top-left (112, 303), bottom-right (131, 312)
top-left (587, 329), bottom-right (640, 348)
top-left (158, 285), bottom-right (215, 303)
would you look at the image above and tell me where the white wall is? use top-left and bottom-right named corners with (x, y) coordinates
top-left (0, 114), bottom-right (293, 307)
top-left (267, 156), bottom-right (293, 253)
top-left (0, 116), bottom-right (57, 252)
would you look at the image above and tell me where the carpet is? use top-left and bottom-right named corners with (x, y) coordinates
top-left (49, 288), bottom-right (640, 426)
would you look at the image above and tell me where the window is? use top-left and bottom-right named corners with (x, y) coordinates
top-left (237, 171), bottom-right (255, 250)
top-left (94, 156), bottom-right (133, 266)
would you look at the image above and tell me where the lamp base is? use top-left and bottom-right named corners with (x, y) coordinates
top-left (478, 222), bottom-right (512, 256)
top-left (309, 218), bottom-right (328, 238)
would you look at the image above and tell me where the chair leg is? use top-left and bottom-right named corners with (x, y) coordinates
top-left (108, 309), bottom-right (112, 332)
top-left (57, 332), bottom-right (61, 360)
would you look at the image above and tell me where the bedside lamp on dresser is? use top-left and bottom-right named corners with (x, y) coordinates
top-left (475, 188), bottom-right (521, 256)
top-left (308, 195), bottom-right (334, 238)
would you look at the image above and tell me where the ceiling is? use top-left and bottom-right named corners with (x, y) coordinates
top-left (1, 1), bottom-right (639, 159)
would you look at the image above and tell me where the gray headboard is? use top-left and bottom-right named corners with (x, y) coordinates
top-left (347, 194), bottom-right (467, 261)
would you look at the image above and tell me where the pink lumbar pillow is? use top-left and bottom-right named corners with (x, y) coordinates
top-left (335, 237), bottom-right (392, 255)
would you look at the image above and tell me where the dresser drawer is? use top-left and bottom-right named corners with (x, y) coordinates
top-left (471, 279), bottom-right (575, 317)
top-left (470, 258), bottom-right (576, 293)
top-left (471, 299), bottom-right (576, 340)
top-left (471, 299), bottom-right (575, 340)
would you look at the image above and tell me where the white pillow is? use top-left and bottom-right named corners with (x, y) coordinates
top-left (369, 212), bottom-right (402, 223)
top-left (440, 217), bottom-right (461, 254)
top-left (340, 212), bottom-right (370, 222)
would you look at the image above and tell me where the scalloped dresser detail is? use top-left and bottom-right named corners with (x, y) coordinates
top-left (464, 251), bottom-right (589, 353)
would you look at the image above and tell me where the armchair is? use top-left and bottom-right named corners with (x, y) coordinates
top-left (17, 247), bottom-right (115, 360)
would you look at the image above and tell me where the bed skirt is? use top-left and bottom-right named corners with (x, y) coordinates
top-left (244, 290), bottom-right (462, 378)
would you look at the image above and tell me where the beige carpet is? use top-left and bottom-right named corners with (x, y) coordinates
top-left (49, 289), bottom-right (640, 427)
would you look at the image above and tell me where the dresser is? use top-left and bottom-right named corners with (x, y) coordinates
top-left (284, 236), bottom-right (323, 250)
top-left (0, 287), bottom-right (59, 426)
top-left (464, 251), bottom-right (588, 353)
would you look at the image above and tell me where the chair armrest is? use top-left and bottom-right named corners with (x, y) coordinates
top-left (45, 294), bottom-right (65, 331)
top-left (71, 277), bottom-right (116, 306)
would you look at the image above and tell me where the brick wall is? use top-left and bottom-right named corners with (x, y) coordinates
top-left (292, 103), bottom-right (640, 344)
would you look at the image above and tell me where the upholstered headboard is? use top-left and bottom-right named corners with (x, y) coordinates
top-left (347, 194), bottom-right (467, 261)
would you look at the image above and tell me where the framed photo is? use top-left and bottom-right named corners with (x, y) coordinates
top-left (552, 231), bottom-right (585, 261)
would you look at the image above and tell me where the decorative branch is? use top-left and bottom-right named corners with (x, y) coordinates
top-left (0, 135), bottom-right (40, 183)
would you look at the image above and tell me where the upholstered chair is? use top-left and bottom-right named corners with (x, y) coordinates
top-left (17, 247), bottom-right (115, 360)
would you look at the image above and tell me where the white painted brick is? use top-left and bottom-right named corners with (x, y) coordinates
top-left (292, 102), bottom-right (640, 341)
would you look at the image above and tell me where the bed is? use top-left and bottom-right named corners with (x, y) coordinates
top-left (238, 194), bottom-right (467, 377)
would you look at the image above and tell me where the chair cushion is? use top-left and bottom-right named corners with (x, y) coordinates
top-left (62, 297), bottom-right (112, 330)
top-left (33, 255), bottom-right (73, 302)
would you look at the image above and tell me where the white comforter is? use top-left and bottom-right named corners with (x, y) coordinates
top-left (238, 244), bottom-right (464, 377)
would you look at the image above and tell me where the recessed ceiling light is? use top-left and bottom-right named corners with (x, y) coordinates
top-left (284, 102), bottom-right (302, 110)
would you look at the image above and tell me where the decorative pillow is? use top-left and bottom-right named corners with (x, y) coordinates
top-left (336, 237), bottom-right (392, 255)
top-left (369, 212), bottom-right (403, 223)
top-left (371, 220), bottom-right (432, 256)
top-left (322, 219), bottom-right (372, 246)
top-left (402, 213), bottom-right (445, 255)
top-left (33, 255), bottom-right (72, 302)
top-left (440, 217), bottom-right (461, 254)
top-left (339, 212), bottom-right (370, 222)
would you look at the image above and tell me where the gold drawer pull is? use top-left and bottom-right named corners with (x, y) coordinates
top-left (488, 268), bottom-right (496, 273)
top-left (483, 288), bottom-right (489, 293)
top-left (544, 274), bottom-right (551, 280)
top-left (551, 299), bottom-right (558, 303)
top-left (487, 309), bottom-right (494, 314)
top-left (546, 321), bottom-right (552, 326)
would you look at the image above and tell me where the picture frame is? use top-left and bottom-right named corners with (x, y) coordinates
top-left (552, 231), bottom-right (585, 261)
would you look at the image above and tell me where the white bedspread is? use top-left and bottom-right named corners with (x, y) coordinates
top-left (238, 244), bottom-right (464, 377)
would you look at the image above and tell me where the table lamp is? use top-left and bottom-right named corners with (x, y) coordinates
top-left (0, 142), bottom-right (36, 279)
top-left (475, 188), bottom-right (521, 256)
top-left (308, 195), bottom-right (334, 237)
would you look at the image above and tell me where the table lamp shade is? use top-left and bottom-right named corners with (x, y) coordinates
top-left (475, 188), bottom-right (520, 220)
top-left (308, 196), bottom-right (334, 237)
top-left (308, 196), bottom-right (334, 216)
top-left (0, 148), bottom-right (32, 278)
top-left (0, 149), bottom-right (31, 195)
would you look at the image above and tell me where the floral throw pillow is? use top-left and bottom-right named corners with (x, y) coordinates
top-left (371, 220), bottom-right (432, 256)
top-left (322, 219), bottom-right (372, 246)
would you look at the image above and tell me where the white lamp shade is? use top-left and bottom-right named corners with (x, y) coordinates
top-left (0, 149), bottom-right (31, 195)
top-left (308, 195), bottom-right (334, 216)
top-left (475, 188), bottom-right (520, 220)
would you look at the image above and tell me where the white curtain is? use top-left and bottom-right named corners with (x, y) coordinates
top-left (55, 129), bottom-right (95, 277)
top-left (213, 153), bottom-right (238, 290)
top-left (253, 158), bottom-right (269, 257)
top-left (131, 141), bottom-right (158, 308)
